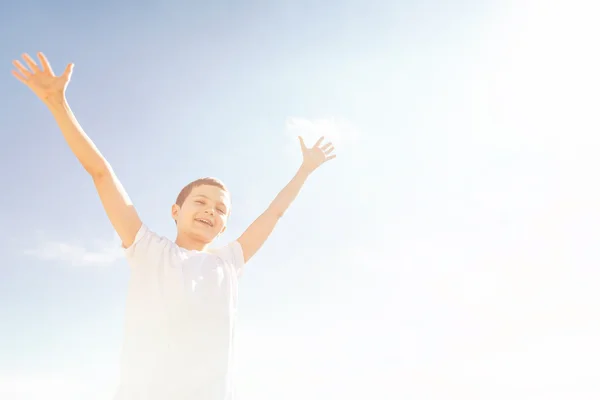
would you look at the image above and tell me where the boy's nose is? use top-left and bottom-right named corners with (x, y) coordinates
top-left (205, 209), bottom-right (214, 216)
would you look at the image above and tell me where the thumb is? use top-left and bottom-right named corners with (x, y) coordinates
top-left (62, 63), bottom-right (74, 79)
top-left (298, 136), bottom-right (307, 151)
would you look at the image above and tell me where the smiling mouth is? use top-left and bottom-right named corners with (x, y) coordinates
top-left (195, 218), bottom-right (214, 227)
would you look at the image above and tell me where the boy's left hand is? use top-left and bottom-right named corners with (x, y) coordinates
top-left (298, 136), bottom-right (336, 173)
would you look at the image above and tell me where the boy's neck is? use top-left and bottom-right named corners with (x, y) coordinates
top-left (175, 234), bottom-right (210, 252)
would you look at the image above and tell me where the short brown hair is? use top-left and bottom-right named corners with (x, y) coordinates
top-left (175, 177), bottom-right (228, 207)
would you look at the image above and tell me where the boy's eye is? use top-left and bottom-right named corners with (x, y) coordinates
top-left (196, 200), bottom-right (206, 204)
top-left (217, 209), bottom-right (225, 215)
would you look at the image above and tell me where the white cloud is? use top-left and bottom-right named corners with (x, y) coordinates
top-left (0, 373), bottom-right (81, 400)
top-left (284, 117), bottom-right (361, 150)
top-left (0, 372), bottom-right (115, 400)
top-left (24, 232), bottom-right (123, 267)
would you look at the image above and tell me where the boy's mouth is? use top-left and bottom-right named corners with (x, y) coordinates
top-left (194, 218), bottom-right (214, 227)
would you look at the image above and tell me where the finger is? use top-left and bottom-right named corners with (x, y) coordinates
top-left (37, 52), bottom-right (54, 75)
top-left (324, 146), bottom-right (335, 155)
top-left (62, 63), bottom-right (74, 79)
top-left (313, 136), bottom-right (324, 148)
top-left (321, 142), bottom-right (333, 151)
top-left (325, 154), bottom-right (337, 162)
top-left (11, 70), bottom-right (28, 84)
top-left (298, 136), bottom-right (307, 151)
top-left (12, 60), bottom-right (31, 77)
top-left (22, 53), bottom-right (40, 72)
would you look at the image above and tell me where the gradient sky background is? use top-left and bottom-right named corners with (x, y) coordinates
top-left (1, 0), bottom-right (600, 399)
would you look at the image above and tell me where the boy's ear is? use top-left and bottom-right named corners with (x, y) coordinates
top-left (220, 225), bottom-right (227, 234)
top-left (171, 204), bottom-right (180, 222)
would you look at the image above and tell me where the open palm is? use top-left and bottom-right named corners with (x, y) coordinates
top-left (12, 52), bottom-right (74, 102)
top-left (299, 136), bottom-right (336, 173)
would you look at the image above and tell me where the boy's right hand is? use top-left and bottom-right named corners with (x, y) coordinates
top-left (12, 52), bottom-right (74, 104)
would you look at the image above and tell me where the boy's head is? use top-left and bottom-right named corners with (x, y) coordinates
top-left (171, 177), bottom-right (231, 244)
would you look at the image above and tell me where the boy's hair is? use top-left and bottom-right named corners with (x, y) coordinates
top-left (175, 177), bottom-right (229, 207)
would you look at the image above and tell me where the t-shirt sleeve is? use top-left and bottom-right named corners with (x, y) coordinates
top-left (216, 241), bottom-right (246, 277)
top-left (123, 224), bottom-right (171, 268)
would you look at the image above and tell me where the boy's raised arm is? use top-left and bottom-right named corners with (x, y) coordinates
top-left (12, 52), bottom-right (142, 248)
top-left (237, 136), bottom-right (336, 262)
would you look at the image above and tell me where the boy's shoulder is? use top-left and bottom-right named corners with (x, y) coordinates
top-left (208, 241), bottom-right (245, 272)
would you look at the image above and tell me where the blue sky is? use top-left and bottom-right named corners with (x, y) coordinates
top-left (2, 0), bottom-right (600, 399)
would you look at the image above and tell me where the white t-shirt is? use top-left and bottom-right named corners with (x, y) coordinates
top-left (113, 224), bottom-right (245, 400)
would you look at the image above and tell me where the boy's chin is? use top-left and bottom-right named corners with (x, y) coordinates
top-left (186, 227), bottom-right (218, 243)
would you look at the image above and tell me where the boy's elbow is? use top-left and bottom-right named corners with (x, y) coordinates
top-left (88, 162), bottom-right (112, 180)
top-left (266, 202), bottom-right (287, 219)
top-left (267, 207), bottom-right (285, 219)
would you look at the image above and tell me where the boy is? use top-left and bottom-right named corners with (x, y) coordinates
top-left (11, 52), bottom-right (336, 399)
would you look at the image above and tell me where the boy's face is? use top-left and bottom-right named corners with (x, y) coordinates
top-left (172, 184), bottom-right (231, 243)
